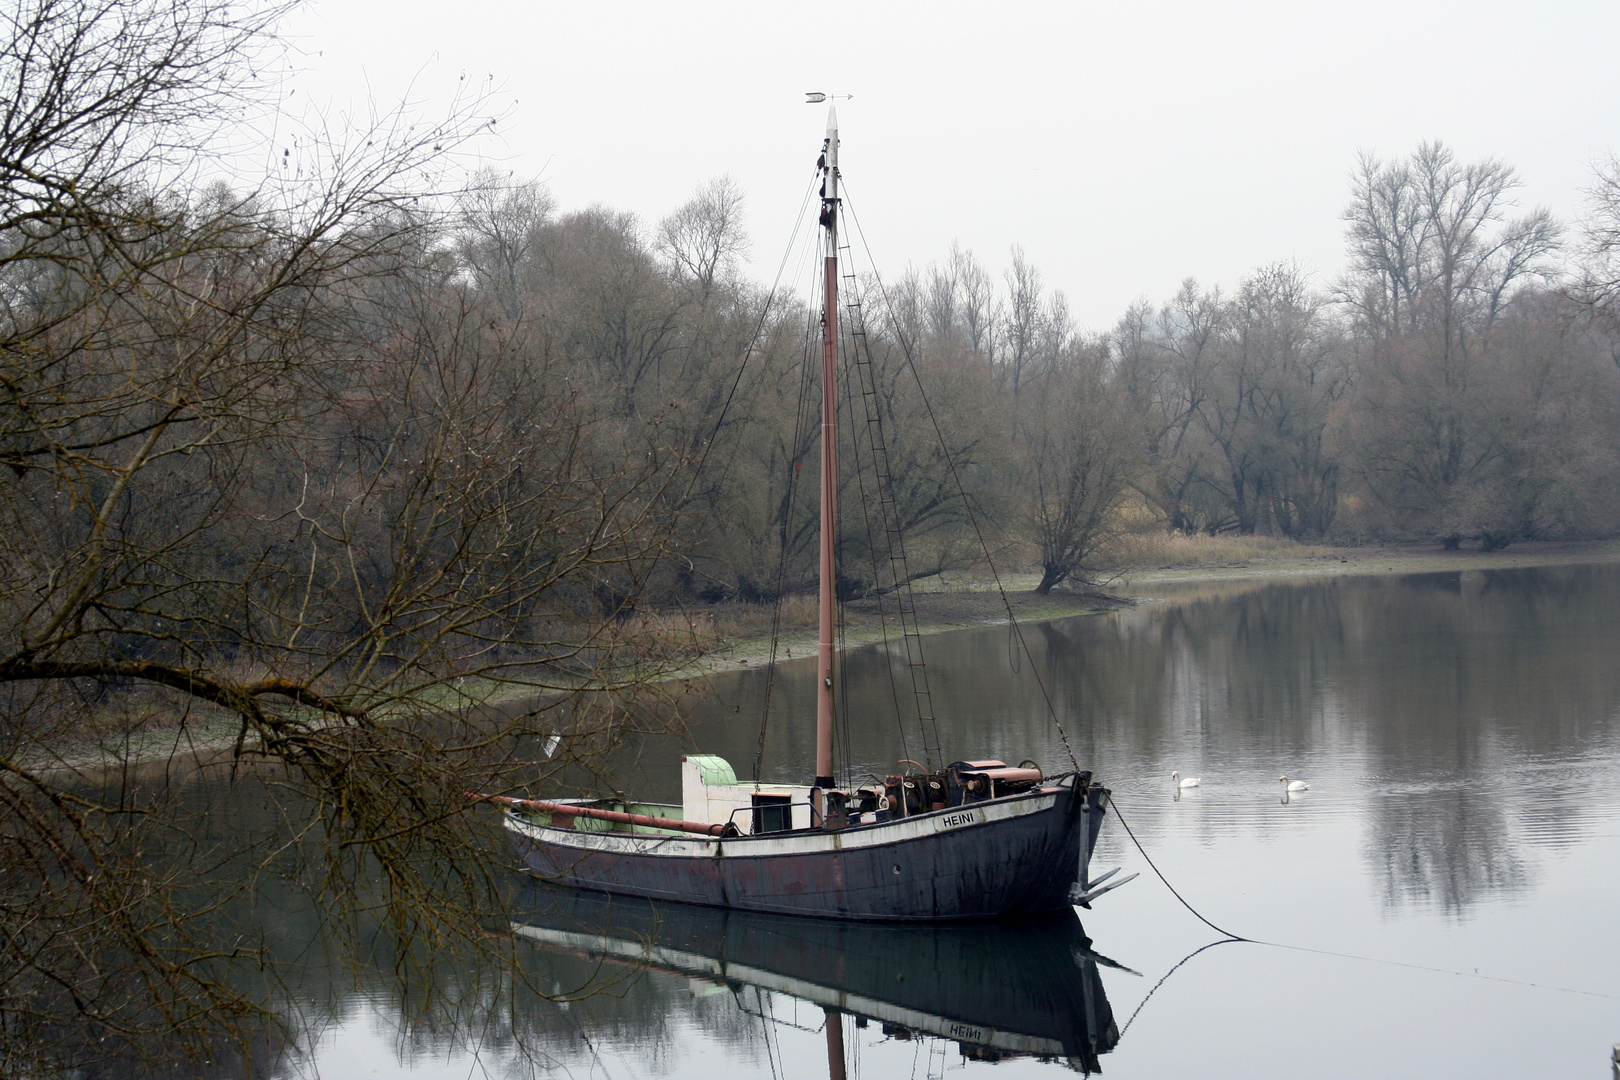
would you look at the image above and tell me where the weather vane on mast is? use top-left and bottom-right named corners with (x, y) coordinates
top-left (804, 92), bottom-right (854, 104)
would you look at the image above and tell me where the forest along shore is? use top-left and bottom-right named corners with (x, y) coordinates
top-left (685, 537), bottom-right (1620, 677)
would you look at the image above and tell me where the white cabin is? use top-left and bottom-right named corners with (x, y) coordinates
top-left (682, 755), bottom-right (814, 834)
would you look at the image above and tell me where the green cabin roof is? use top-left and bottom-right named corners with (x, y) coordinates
top-left (685, 754), bottom-right (737, 787)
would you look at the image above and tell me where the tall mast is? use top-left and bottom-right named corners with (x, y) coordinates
top-left (814, 106), bottom-right (840, 801)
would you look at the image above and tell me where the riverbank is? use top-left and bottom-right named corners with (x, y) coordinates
top-left (38, 536), bottom-right (1620, 773)
top-left (1114, 536), bottom-right (1620, 597)
top-left (684, 536), bottom-right (1620, 676)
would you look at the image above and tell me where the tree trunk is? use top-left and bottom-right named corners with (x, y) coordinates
top-left (1035, 564), bottom-right (1067, 595)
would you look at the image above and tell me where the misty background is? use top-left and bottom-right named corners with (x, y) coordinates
top-left (280, 0), bottom-right (1620, 330)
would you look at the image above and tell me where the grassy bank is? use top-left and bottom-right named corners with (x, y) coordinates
top-left (675, 534), bottom-right (1620, 675)
top-left (1112, 534), bottom-right (1620, 598)
top-left (38, 535), bottom-right (1620, 773)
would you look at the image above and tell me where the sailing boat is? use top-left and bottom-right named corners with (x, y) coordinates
top-left (481, 106), bottom-right (1134, 921)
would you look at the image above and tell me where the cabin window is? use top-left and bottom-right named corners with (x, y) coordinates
top-left (751, 794), bottom-right (792, 834)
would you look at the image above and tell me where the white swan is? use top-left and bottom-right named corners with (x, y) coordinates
top-left (1171, 771), bottom-right (1200, 788)
top-left (1279, 775), bottom-right (1308, 791)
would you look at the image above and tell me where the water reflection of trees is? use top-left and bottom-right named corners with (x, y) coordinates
top-left (47, 564), bottom-right (1617, 1075)
top-left (679, 563), bottom-right (1620, 915)
top-left (21, 764), bottom-right (551, 1080)
top-left (1151, 566), bottom-right (1618, 910)
top-left (1365, 787), bottom-right (1527, 913)
top-left (1336, 567), bottom-right (1616, 904)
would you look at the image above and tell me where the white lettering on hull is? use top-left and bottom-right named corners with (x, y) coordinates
top-left (935, 809), bottom-right (982, 831)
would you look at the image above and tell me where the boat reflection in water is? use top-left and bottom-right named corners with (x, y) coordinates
top-left (511, 884), bottom-right (1124, 1074)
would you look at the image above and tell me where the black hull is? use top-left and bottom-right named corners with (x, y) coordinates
top-left (506, 776), bottom-right (1110, 922)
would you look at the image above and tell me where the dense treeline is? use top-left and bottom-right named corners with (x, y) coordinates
top-left (447, 143), bottom-right (1620, 601)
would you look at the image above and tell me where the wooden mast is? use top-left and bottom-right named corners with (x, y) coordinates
top-left (814, 106), bottom-right (840, 806)
top-left (824, 1007), bottom-right (848, 1080)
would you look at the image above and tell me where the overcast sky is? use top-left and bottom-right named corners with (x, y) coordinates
top-left (280, 0), bottom-right (1620, 331)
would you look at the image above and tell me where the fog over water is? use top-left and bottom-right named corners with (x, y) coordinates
top-left (237, 560), bottom-right (1620, 1079)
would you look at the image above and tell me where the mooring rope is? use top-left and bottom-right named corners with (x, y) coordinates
top-left (1105, 793), bottom-right (1619, 1003)
top-left (1106, 796), bottom-right (1248, 941)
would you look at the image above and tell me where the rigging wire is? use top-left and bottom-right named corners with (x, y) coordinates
top-left (836, 262), bottom-right (914, 775)
top-left (833, 563), bottom-right (861, 784)
top-left (829, 239), bottom-right (861, 784)
top-left (754, 273), bottom-right (822, 787)
top-left (838, 264), bottom-right (945, 768)
top-left (682, 166), bottom-right (823, 499)
top-left (753, 174), bottom-right (833, 786)
top-left (1106, 796), bottom-right (1247, 941)
top-left (756, 986), bottom-right (784, 1080)
top-left (835, 596), bottom-right (856, 785)
top-left (829, 248), bottom-right (880, 783)
top-left (628, 161), bottom-right (818, 788)
top-left (840, 183), bottom-right (1080, 770)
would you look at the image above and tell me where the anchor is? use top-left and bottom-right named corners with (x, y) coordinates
top-left (1069, 783), bottom-right (1138, 908)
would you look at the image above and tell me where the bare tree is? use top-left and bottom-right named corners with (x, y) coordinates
top-left (0, 4), bottom-right (699, 1076)
top-left (953, 243), bottom-right (998, 357)
top-left (1228, 264), bottom-right (1351, 538)
top-left (1341, 142), bottom-right (1562, 545)
top-left (1022, 339), bottom-right (1136, 594)
top-left (1344, 143), bottom-right (1559, 345)
top-left (657, 175), bottom-right (749, 301)
top-left (455, 167), bottom-right (556, 317)
top-left (1000, 245), bottom-right (1044, 397)
top-left (1115, 283), bottom-right (1229, 534)
top-left (1572, 153), bottom-right (1620, 371)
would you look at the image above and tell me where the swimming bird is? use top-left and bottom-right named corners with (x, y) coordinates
top-left (1171, 771), bottom-right (1200, 788)
top-left (1279, 775), bottom-right (1308, 791)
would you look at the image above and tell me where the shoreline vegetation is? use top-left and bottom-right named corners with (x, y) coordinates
top-left (40, 535), bottom-right (1620, 779)
top-left (675, 534), bottom-right (1620, 677)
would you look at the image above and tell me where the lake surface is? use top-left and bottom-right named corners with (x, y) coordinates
top-left (280, 561), bottom-right (1620, 1079)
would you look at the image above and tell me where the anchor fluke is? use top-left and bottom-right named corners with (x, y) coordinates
top-left (1070, 871), bottom-right (1139, 908)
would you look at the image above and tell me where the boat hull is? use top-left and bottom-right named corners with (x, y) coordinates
top-left (505, 775), bottom-right (1109, 921)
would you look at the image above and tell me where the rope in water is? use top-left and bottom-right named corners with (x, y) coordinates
top-left (1105, 796), bottom-right (1247, 941)
top-left (1105, 794), bottom-right (1619, 1003)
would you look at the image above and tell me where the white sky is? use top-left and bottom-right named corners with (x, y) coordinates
top-left (280, 0), bottom-right (1620, 331)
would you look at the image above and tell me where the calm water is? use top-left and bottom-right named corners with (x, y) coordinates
top-left (285, 562), bottom-right (1620, 1079)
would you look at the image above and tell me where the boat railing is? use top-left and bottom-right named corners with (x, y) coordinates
top-left (716, 799), bottom-right (942, 834)
top-left (724, 801), bottom-right (826, 835)
top-left (471, 793), bottom-right (739, 837)
top-left (720, 782), bottom-right (1070, 836)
